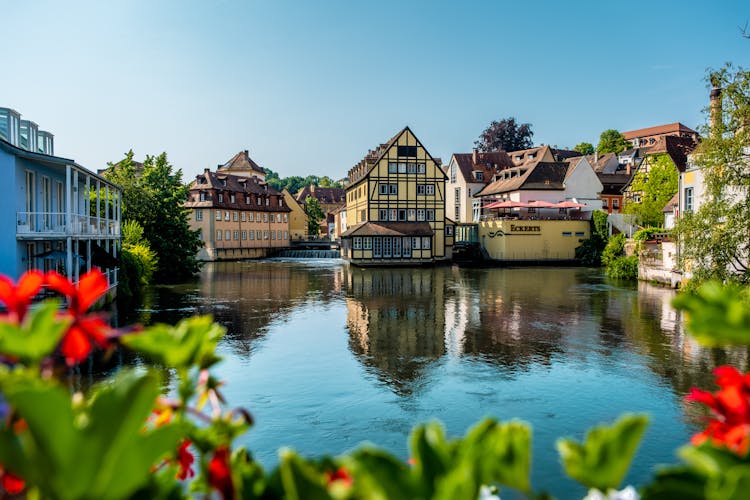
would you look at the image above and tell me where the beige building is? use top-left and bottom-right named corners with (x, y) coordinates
top-left (340, 127), bottom-right (454, 265)
top-left (282, 188), bottom-right (308, 241)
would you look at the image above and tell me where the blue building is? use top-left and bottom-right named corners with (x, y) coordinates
top-left (0, 107), bottom-right (121, 292)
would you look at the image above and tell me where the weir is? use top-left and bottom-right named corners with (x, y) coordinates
top-left (276, 249), bottom-right (341, 259)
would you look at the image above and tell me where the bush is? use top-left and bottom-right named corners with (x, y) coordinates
top-left (602, 233), bottom-right (626, 268)
top-left (118, 243), bottom-right (158, 304)
top-left (606, 255), bottom-right (639, 280)
top-left (575, 210), bottom-right (609, 266)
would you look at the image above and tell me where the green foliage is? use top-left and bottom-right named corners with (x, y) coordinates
top-left (633, 226), bottom-right (667, 242)
top-left (673, 65), bottom-right (750, 285)
top-left (672, 281), bottom-right (750, 346)
top-left (573, 142), bottom-right (595, 155)
top-left (575, 210), bottom-right (609, 266)
top-left (263, 168), bottom-right (343, 194)
top-left (0, 301), bottom-right (69, 365)
top-left (597, 129), bottom-right (631, 154)
top-left (123, 219), bottom-right (147, 246)
top-left (103, 151), bottom-right (202, 283)
top-left (602, 233), bottom-right (626, 267)
top-left (557, 414), bottom-right (649, 491)
top-left (0, 369), bottom-right (183, 500)
top-left (607, 256), bottom-right (639, 280)
top-left (623, 154), bottom-right (678, 227)
top-left (305, 197), bottom-right (326, 236)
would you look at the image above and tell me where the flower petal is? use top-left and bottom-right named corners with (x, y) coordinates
top-left (45, 271), bottom-right (76, 298)
top-left (61, 326), bottom-right (93, 365)
top-left (16, 271), bottom-right (44, 302)
top-left (76, 270), bottom-right (109, 313)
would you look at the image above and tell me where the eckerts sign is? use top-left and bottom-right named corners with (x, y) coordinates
top-left (510, 225), bottom-right (541, 232)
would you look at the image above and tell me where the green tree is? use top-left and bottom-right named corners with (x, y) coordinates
top-left (597, 129), bottom-right (631, 154)
top-left (575, 210), bottom-right (609, 266)
top-left (475, 117), bottom-right (534, 152)
top-left (573, 142), bottom-right (595, 155)
top-left (674, 64), bottom-right (750, 284)
top-left (305, 197), bottom-right (325, 236)
top-left (104, 151), bottom-right (202, 283)
top-left (622, 154), bottom-right (678, 227)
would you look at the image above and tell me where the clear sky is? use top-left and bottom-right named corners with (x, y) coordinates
top-left (2, 0), bottom-right (749, 182)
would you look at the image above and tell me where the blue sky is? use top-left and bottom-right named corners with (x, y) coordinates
top-left (2, 0), bottom-right (749, 181)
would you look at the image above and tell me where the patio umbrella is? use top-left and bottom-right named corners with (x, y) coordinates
top-left (485, 200), bottom-right (519, 209)
top-left (525, 200), bottom-right (556, 208)
top-left (33, 250), bottom-right (84, 262)
top-left (554, 201), bottom-right (587, 209)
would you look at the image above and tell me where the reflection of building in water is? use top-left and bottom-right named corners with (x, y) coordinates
top-left (345, 267), bottom-right (447, 393)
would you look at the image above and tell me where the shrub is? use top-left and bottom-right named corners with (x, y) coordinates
top-left (602, 233), bottom-right (626, 268)
top-left (606, 256), bottom-right (639, 280)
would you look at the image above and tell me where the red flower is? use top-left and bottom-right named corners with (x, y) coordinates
top-left (687, 365), bottom-right (750, 455)
top-left (176, 440), bottom-right (195, 480)
top-left (325, 466), bottom-right (353, 488)
top-left (0, 271), bottom-right (44, 323)
top-left (0, 467), bottom-right (24, 495)
top-left (45, 270), bottom-right (112, 365)
top-left (207, 446), bottom-right (234, 499)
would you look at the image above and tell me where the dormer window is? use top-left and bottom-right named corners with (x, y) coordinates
top-left (199, 192), bottom-right (206, 201)
top-left (257, 197), bottom-right (261, 206)
top-left (515, 155), bottom-right (522, 161)
top-left (473, 171), bottom-right (484, 181)
top-left (218, 193), bottom-right (224, 202)
top-left (528, 153), bottom-right (535, 159)
top-left (266, 198), bottom-right (269, 206)
top-left (245, 195), bottom-right (250, 204)
top-left (280, 198), bottom-right (284, 207)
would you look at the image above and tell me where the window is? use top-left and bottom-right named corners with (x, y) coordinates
top-left (426, 209), bottom-right (435, 221)
top-left (402, 237), bottom-right (411, 257)
top-left (398, 209), bottom-right (407, 221)
top-left (393, 237), bottom-right (401, 257)
top-left (398, 162), bottom-right (407, 173)
top-left (383, 237), bottom-right (392, 257)
top-left (241, 212), bottom-right (246, 222)
top-left (455, 206), bottom-right (460, 220)
top-left (562, 232), bottom-right (572, 237)
top-left (218, 193), bottom-right (223, 202)
top-left (363, 237), bottom-right (372, 249)
top-left (388, 162), bottom-right (397, 173)
top-left (256, 230), bottom-right (262, 240)
top-left (283, 214), bottom-right (288, 222)
top-left (271, 231), bottom-right (276, 240)
top-left (412, 237), bottom-right (421, 250)
top-left (242, 230), bottom-right (247, 240)
top-left (684, 187), bottom-right (694, 212)
top-left (263, 213), bottom-right (268, 222)
top-left (230, 194), bottom-right (236, 203)
top-left (249, 231), bottom-right (255, 240)
top-left (417, 184), bottom-right (434, 196)
top-left (216, 230), bottom-right (222, 240)
top-left (200, 192), bottom-right (206, 201)
top-left (422, 237), bottom-right (431, 250)
top-left (196, 210), bottom-right (203, 221)
top-left (264, 230), bottom-right (269, 240)
top-left (602, 198), bottom-right (609, 208)
top-left (397, 145), bottom-right (417, 157)
top-left (266, 198), bottom-right (270, 206)
top-left (379, 209), bottom-right (388, 221)
top-left (390, 209), bottom-right (398, 221)
top-left (417, 163), bottom-right (426, 174)
top-left (450, 164), bottom-right (457, 183)
top-left (417, 209), bottom-right (425, 221)
top-left (257, 197), bottom-right (261, 206)
top-left (379, 184), bottom-right (389, 195)
top-left (353, 237), bottom-right (362, 249)
top-left (408, 209), bottom-right (416, 221)
top-left (575, 232), bottom-right (585, 237)
top-left (473, 171), bottom-right (484, 181)
top-left (446, 225), bottom-right (454, 236)
top-left (284, 231), bottom-right (288, 240)
top-left (373, 237), bottom-right (382, 257)
top-left (224, 211), bottom-right (230, 221)
top-left (528, 207), bottom-right (536, 214)
top-left (215, 210), bottom-right (221, 221)
top-left (407, 163), bottom-right (416, 174)
top-left (613, 199), bottom-right (620, 209)
top-left (233, 230), bottom-right (239, 240)
top-left (225, 230), bottom-right (231, 240)
top-left (245, 195), bottom-right (250, 204)
top-left (390, 184), bottom-right (398, 195)
top-left (360, 209), bottom-right (365, 222)
top-left (277, 214), bottom-right (282, 223)
top-left (277, 230), bottom-right (282, 239)
top-left (233, 212), bottom-right (238, 221)
top-left (249, 212), bottom-right (255, 222)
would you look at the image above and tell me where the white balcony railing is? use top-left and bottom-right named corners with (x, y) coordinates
top-left (17, 212), bottom-right (121, 237)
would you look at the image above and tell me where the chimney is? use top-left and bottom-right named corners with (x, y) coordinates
top-left (626, 163), bottom-right (631, 176)
top-left (472, 148), bottom-right (479, 165)
top-left (594, 151), bottom-right (599, 164)
top-left (710, 74), bottom-right (722, 138)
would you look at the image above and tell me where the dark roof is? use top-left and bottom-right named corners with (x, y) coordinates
top-left (185, 169), bottom-right (290, 211)
top-left (551, 148), bottom-right (583, 161)
top-left (475, 161), bottom-right (569, 196)
top-left (622, 122), bottom-right (698, 140)
top-left (597, 173), bottom-right (632, 195)
top-left (452, 151), bottom-right (514, 184)
top-left (341, 222), bottom-right (433, 238)
top-left (218, 150), bottom-right (265, 175)
top-left (295, 185), bottom-right (346, 205)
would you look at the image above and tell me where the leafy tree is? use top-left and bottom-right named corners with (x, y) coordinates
top-left (474, 117), bottom-right (534, 152)
top-left (263, 169), bottom-right (342, 194)
top-left (305, 197), bottom-right (325, 236)
top-left (622, 154), bottom-right (678, 227)
top-left (674, 64), bottom-right (750, 284)
top-left (597, 129), bottom-right (631, 154)
top-left (104, 151), bottom-right (202, 283)
top-left (573, 142), bottom-right (595, 155)
top-left (575, 210), bottom-right (609, 266)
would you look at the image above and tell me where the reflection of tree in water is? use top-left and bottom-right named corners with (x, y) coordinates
top-left (345, 267), bottom-right (446, 395)
top-left (132, 261), bottom-right (343, 359)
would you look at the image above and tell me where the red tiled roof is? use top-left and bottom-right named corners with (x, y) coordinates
top-left (452, 151), bottom-right (514, 184)
top-left (218, 150), bottom-right (265, 175)
top-left (295, 185), bottom-right (346, 204)
top-left (622, 122), bottom-right (697, 140)
top-left (341, 221), bottom-right (433, 238)
top-left (475, 161), bottom-right (568, 197)
top-left (185, 170), bottom-right (290, 211)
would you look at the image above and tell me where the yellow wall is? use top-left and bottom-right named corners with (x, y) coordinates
top-left (479, 219), bottom-right (589, 261)
top-left (282, 189), bottom-right (308, 240)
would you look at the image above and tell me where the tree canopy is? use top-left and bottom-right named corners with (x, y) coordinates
top-left (622, 154), bottom-right (678, 227)
top-left (597, 130), bottom-right (631, 154)
top-left (573, 142), bottom-right (595, 155)
top-left (263, 168), bottom-right (343, 194)
top-left (674, 64), bottom-right (750, 284)
top-left (474, 117), bottom-right (534, 152)
top-left (304, 197), bottom-right (325, 236)
top-left (103, 150), bottom-right (202, 283)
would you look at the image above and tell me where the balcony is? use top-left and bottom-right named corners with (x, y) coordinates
top-left (17, 212), bottom-right (121, 238)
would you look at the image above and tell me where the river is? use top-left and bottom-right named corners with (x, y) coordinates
top-left (127, 259), bottom-right (748, 499)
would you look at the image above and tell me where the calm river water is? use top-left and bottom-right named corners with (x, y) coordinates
top-left (129, 260), bottom-right (747, 498)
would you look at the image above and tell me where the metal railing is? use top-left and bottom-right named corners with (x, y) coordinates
top-left (16, 212), bottom-right (120, 237)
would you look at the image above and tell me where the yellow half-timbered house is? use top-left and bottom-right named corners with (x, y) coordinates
top-left (341, 127), bottom-right (454, 265)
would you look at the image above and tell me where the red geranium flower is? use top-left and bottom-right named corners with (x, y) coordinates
top-left (0, 271), bottom-right (44, 323)
top-left (687, 365), bottom-right (750, 455)
top-left (0, 467), bottom-right (24, 495)
top-left (176, 440), bottom-right (195, 480)
top-left (45, 270), bottom-right (112, 365)
top-left (325, 466), bottom-right (353, 488)
top-left (207, 446), bottom-right (234, 499)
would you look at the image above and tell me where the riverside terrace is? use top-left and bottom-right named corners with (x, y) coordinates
top-left (477, 199), bottom-right (589, 222)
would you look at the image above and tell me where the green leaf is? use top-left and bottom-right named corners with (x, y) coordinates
top-left (707, 465), bottom-right (750, 500)
top-left (672, 282), bottom-right (750, 346)
top-left (678, 444), bottom-right (747, 479)
top-left (641, 467), bottom-right (707, 500)
top-left (121, 315), bottom-right (224, 369)
top-left (409, 421), bottom-right (452, 498)
top-left (557, 414), bottom-right (649, 491)
top-left (277, 449), bottom-right (332, 500)
top-left (0, 301), bottom-right (70, 363)
top-left (345, 447), bottom-right (418, 500)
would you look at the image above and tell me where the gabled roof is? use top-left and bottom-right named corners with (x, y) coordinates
top-left (475, 160), bottom-right (569, 197)
top-left (347, 127), bottom-right (443, 185)
top-left (218, 150), bottom-right (265, 175)
top-left (622, 122), bottom-right (697, 140)
top-left (507, 145), bottom-right (553, 167)
top-left (662, 192), bottom-right (679, 213)
top-left (451, 151), bottom-right (514, 184)
top-left (189, 170), bottom-right (280, 196)
top-left (596, 172), bottom-right (632, 195)
top-left (340, 221), bottom-right (433, 238)
top-left (583, 152), bottom-right (619, 173)
top-left (295, 185), bottom-right (346, 205)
